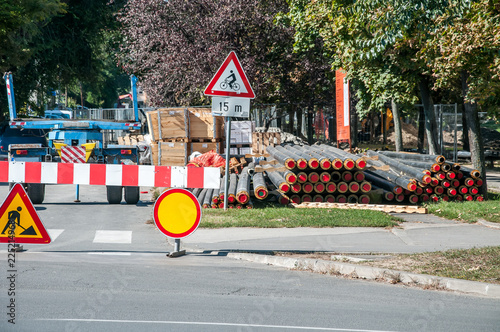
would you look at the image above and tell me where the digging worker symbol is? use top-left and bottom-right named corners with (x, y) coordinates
top-left (1, 206), bottom-right (37, 236)
top-left (2, 206), bottom-right (22, 235)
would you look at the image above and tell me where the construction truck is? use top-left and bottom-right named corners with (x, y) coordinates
top-left (3, 72), bottom-right (143, 204)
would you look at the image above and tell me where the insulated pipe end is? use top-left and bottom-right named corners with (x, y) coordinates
top-left (256, 188), bottom-right (267, 198)
top-left (303, 183), bottom-right (313, 193)
top-left (337, 195), bottom-right (347, 203)
top-left (327, 183), bottom-right (336, 193)
top-left (357, 160), bottom-right (367, 169)
top-left (302, 195), bottom-right (312, 203)
top-left (321, 173), bottom-right (331, 182)
top-left (362, 182), bottom-right (372, 192)
top-left (343, 173), bottom-right (353, 182)
top-left (345, 160), bottom-right (355, 169)
top-left (298, 160), bottom-right (308, 170)
top-left (309, 173), bottom-right (319, 183)
top-left (292, 184), bottom-right (301, 193)
top-left (237, 194), bottom-right (248, 204)
top-left (280, 184), bottom-right (290, 193)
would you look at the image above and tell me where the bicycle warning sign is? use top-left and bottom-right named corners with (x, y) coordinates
top-left (204, 51), bottom-right (255, 98)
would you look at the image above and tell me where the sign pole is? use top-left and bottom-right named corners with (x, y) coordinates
top-left (224, 116), bottom-right (231, 211)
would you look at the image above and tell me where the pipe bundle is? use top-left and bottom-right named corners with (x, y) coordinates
top-left (367, 151), bottom-right (484, 203)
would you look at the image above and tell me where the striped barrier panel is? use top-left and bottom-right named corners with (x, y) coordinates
top-left (0, 161), bottom-right (220, 189)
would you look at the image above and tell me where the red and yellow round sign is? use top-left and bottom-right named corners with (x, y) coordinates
top-left (153, 188), bottom-right (202, 238)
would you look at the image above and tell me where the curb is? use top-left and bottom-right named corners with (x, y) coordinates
top-left (477, 219), bottom-right (500, 230)
top-left (227, 252), bottom-right (500, 299)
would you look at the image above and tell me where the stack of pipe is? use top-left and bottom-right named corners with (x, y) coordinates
top-left (370, 151), bottom-right (484, 202)
top-left (265, 144), bottom-right (371, 204)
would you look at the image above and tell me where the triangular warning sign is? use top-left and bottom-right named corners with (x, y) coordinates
top-left (0, 183), bottom-right (51, 244)
top-left (204, 51), bottom-right (255, 98)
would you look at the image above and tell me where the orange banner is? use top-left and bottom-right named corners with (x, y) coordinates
top-left (335, 69), bottom-right (350, 143)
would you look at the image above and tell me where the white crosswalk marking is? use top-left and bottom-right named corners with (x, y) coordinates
top-left (47, 229), bottom-right (64, 241)
top-left (93, 230), bottom-right (132, 244)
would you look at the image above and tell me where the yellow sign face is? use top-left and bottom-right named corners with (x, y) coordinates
top-left (153, 188), bottom-right (201, 238)
top-left (0, 184), bottom-right (51, 244)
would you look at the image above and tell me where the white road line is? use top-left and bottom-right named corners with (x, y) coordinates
top-left (47, 229), bottom-right (64, 241)
top-left (93, 230), bottom-right (132, 244)
top-left (87, 252), bottom-right (132, 256)
top-left (36, 319), bottom-right (398, 332)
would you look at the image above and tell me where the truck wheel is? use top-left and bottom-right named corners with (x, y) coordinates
top-left (106, 186), bottom-right (123, 204)
top-left (27, 183), bottom-right (45, 204)
top-left (124, 186), bottom-right (140, 204)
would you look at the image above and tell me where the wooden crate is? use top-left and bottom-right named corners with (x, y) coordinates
top-left (252, 132), bottom-right (281, 155)
top-left (188, 108), bottom-right (223, 140)
top-left (151, 141), bottom-right (189, 166)
top-left (146, 108), bottom-right (189, 141)
top-left (191, 142), bottom-right (221, 154)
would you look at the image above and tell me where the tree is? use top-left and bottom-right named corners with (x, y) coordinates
top-left (0, 0), bottom-right (64, 73)
top-left (419, 0), bottom-right (500, 193)
top-left (284, 0), bottom-right (473, 154)
top-left (116, 0), bottom-right (335, 115)
top-left (1, 0), bottom-right (129, 115)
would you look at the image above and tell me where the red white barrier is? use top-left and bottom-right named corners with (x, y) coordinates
top-left (0, 161), bottom-right (220, 188)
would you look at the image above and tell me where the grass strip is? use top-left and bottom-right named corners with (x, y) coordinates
top-left (363, 246), bottom-right (500, 284)
top-left (201, 203), bottom-right (400, 228)
top-left (426, 192), bottom-right (500, 223)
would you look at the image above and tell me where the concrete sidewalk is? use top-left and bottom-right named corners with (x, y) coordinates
top-left (182, 213), bottom-right (500, 254)
top-left (178, 213), bottom-right (500, 298)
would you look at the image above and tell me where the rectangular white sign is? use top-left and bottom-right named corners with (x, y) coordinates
top-left (212, 97), bottom-right (250, 118)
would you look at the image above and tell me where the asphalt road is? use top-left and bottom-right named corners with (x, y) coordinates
top-left (0, 184), bottom-right (499, 332)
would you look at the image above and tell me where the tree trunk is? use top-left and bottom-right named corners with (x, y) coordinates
top-left (462, 105), bottom-right (470, 151)
top-left (296, 108), bottom-right (303, 139)
top-left (288, 106), bottom-right (295, 134)
top-left (462, 71), bottom-right (487, 195)
top-left (351, 105), bottom-right (358, 148)
top-left (417, 107), bottom-right (425, 153)
top-left (381, 111), bottom-right (387, 145)
top-left (277, 108), bottom-right (282, 130)
top-left (307, 106), bottom-right (314, 145)
top-left (418, 77), bottom-right (439, 154)
top-left (392, 100), bottom-right (403, 152)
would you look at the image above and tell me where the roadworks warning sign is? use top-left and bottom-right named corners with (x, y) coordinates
top-left (0, 183), bottom-right (51, 244)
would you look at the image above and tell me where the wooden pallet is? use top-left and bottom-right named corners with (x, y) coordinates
top-left (290, 202), bottom-right (428, 214)
top-left (252, 132), bottom-right (281, 155)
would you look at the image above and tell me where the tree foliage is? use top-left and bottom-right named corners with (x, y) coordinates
top-left (420, 0), bottom-right (500, 111)
top-left (116, 0), bottom-right (334, 107)
top-left (1, 0), bottom-right (129, 114)
top-left (0, 0), bottom-right (64, 73)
